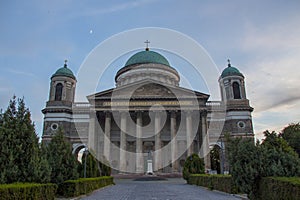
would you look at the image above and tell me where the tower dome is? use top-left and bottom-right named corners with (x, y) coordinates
top-left (115, 49), bottom-right (180, 87)
top-left (221, 60), bottom-right (243, 78)
top-left (51, 61), bottom-right (76, 79)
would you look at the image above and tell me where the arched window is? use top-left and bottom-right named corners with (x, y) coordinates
top-left (55, 83), bottom-right (63, 101)
top-left (232, 82), bottom-right (241, 99)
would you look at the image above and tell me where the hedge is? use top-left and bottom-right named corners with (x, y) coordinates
top-left (0, 183), bottom-right (57, 200)
top-left (57, 176), bottom-right (114, 197)
top-left (257, 177), bottom-right (300, 200)
top-left (188, 174), bottom-right (238, 194)
top-left (189, 175), bottom-right (300, 199)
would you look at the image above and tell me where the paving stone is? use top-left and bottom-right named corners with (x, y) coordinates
top-left (80, 178), bottom-right (242, 200)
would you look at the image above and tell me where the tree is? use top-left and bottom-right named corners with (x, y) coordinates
top-left (210, 145), bottom-right (221, 174)
top-left (280, 123), bottom-right (300, 156)
top-left (182, 153), bottom-right (205, 181)
top-left (226, 137), bottom-right (262, 199)
top-left (45, 127), bottom-right (79, 184)
top-left (0, 96), bottom-right (46, 183)
top-left (261, 130), bottom-right (300, 177)
top-left (78, 152), bottom-right (100, 178)
top-left (98, 155), bottom-right (111, 176)
top-left (227, 131), bottom-right (300, 199)
top-left (78, 153), bottom-right (111, 178)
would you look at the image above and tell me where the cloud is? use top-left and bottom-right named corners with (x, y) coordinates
top-left (7, 69), bottom-right (35, 77)
top-left (241, 16), bottom-right (300, 52)
top-left (236, 15), bottom-right (300, 137)
top-left (72, 0), bottom-right (158, 17)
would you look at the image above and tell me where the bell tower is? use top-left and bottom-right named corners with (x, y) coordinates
top-left (219, 60), bottom-right (254, 137)
top-left (42, 60), bottom-right (77, 143)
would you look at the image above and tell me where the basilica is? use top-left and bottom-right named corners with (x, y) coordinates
top-left (42, 47), bottom-right (254, 174)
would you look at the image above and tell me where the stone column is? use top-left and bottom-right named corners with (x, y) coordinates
top-left (120, 112), bottom-right (127, 172)
top-left (170, 111), bottom-right (178, 172)
top-left (201, 112), bottom-right (211, 170)
top-left (103, 112), bottom-right (111, 162)
top-left (88, 111), bottom-right (96, 153)
top-left (186, 111), bottom-right (193, 156)
top-left (136, 112), bottom-right (144, 173)
top-left (154, 111), bottom-right (162, 171)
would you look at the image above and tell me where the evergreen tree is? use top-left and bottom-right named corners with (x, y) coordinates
top-left (182, 153), bottom-right (205, 181)
top-left (227, 131), bottom-right (300, 199)
top-left (78, 152), bottom-right (100, 178)
top-left (280, 123), bottom-right (300, 156)
top-left (45, 127), bottom-right (79, 184)
top-left (78, 153), bottom-right (111, 178)
top-left (98, 155), bottom-right (111, 176)
top-left (210, 145), bottom-right (221, 174)
top-left (226, 137), bottom-right (262, 199)
top-left (0, 96), bottom-right (45, 183)
top-left (260, 130), bottom-right (300, 177)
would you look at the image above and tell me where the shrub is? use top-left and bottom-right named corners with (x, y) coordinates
top-left (0, 183), bottom-right (57, 200)
top-left (257, 177), bottom-right (300, 200)
top-left (57, 176), bottom-right (114, 197)
top-left (99, 156), bottom-right (112, 176)
top-left (188, 174), bottom-right (238, 194)
top-left (182, 153), bottom-right (205, 181)
top-left (78, 154), bottom-right (111, 178)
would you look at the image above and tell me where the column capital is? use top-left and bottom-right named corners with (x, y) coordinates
top-left (201, 111), bottom-right (208, 118)
top-left (136, 111), bottom-right (143, 118)
top-left (105, 111), bottom-right (111, 118)
top-left (170, 110), bottom-right (177, 118)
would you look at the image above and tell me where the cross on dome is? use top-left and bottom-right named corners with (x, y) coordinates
top-left (64, 59), bottom-right (68, 68)
top-left (227, 59), bottom-right (231, 67)
top-left (144, 40), bottom-right (150, 51)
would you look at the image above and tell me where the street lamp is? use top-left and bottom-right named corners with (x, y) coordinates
top-left (220, 138), bottom-right (225, 174)
top-left (83, 147), bottom-right (89, 178)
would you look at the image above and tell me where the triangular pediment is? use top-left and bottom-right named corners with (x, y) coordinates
top-left (87, 79), bottom-right (209, 101)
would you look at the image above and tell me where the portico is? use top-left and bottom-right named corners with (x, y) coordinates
top-left (87, 83), bottom-right (210, 173)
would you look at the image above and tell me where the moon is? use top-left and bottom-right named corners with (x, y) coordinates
top-left (89, 30), bottom-right (93, 34)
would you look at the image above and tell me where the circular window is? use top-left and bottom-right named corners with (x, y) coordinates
top-left (237, 121), bottom-right (246, 129)
top-left (51, 123), bottom-right (58, 131)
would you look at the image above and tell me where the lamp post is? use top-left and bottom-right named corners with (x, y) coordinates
top-left (83, 147), bottom-right (89, 178)
top-left (220, 138), bottom-right (225, 174)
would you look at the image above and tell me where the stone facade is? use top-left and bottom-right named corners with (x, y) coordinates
top-left (42, 50), bottom-right (254, 174)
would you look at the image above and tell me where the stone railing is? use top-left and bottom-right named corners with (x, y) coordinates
top-left (72, 102), bottom-right (90, 108)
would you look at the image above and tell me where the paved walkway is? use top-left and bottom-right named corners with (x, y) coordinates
top-left (80, 178), bottom-right (243, 200)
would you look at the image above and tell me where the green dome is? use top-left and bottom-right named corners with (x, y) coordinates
top-left (52, 64), bottom-right (76, 79)
top-left (125, 50), bottom-right (170, 67)
top-left (221, 66), bottom-right (243, 78)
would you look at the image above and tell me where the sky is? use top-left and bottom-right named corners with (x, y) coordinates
top-left (0, 0), bottom-right (300, 140)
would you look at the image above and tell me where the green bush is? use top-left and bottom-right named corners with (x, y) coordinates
top-left (182, 153), bottom-right (205, 181)
top-left (99, 156), bottom-right (112, 176)
top-left (188, 174), bottom-right (238, 194)
top-left (257, 177), bottom-right (300, 200)
top-left (78, 154), bottom-right (111, 178)
top-left (0, 183), bottom-right (57, 200)
top-left (189, 175), bottom-right (300, 199)
top-left (57, 176), bottom-right (114, 197)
